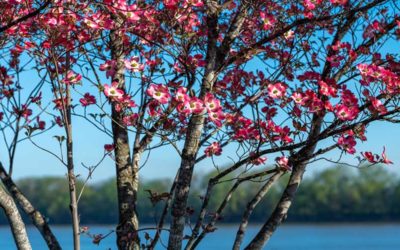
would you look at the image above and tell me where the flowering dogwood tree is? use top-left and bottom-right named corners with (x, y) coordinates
top-left (1, 0), bottom-right (400, 250)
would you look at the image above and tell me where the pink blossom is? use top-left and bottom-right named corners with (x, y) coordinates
top-left (284, 30), bottom-right (295, 40)
top-left (124, 56), bottom-right (144, 72)
top-left (146, 84), bottom-right (170, 104)
top-left (178, 97), bottom-right (204, 116)
top-left (268, 83), bottom-right (286, 99)
top-left (338, 135), bottom-right (356, 154)
top-left (185, 0), bottom-right (204, 7)
top-left (276, 156), bottom-right (290, 170)
top-left (291, 92), bottom-right (304, 105)
top-left (55, 116), bottom-right (63, 127)
top-left (147, 101), bottom-right (162, 117)
top-left (369, 97), bottom-right (387, 115)
top-left (104, 144), bottom-right (114, 152)
top-left (381, 147), bottom-right (393, 164)
top-left (14, 104), bottom-right (32, 120)
top-left (319, 80), bottom-right (337, 97)
top-left (330, 0), bottom-right (348, 5)
top-left (304, 0), bottom-right (322, 10)
top-left (79, 93), bottom-right (96, 107)
top-left (115, 95), bottom-right (137, 112)
top-left (250, 152), bottom-right (267, 166)
top-left (326, 55), bottom-right (344, 68)
top-left (260, 12), bottom-right (276, 30)
top-left (174, 87), bottom-right (190, 103)
top-left (208, 110), bottom-right (225, 127)
top-left (361, 151), bottom-right (377, 163)
top-left (204, 142), bottom-right (222, 157)
top-left (35, 116), bottom-right (46, 130)
top-left (104, 82), bottom-right (124, 100)
top-left (62, 71), bottom-right (82, 85)
top-left (204, 93), bottom-right (221, 112)
top-left (335, 105), bottom-right (358, 121)
top-left (123, 113), bottom-right (139, 126)
top-left (99, 60), bottom-right (117, 79)
top-left (164, 0), bottom-right (179, 9)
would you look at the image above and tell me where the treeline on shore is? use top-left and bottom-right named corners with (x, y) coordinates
top-left (1, 166), bottom-right (400, 225)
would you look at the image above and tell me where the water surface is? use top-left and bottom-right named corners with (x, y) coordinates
top-left (0, 224), bottom-right (399, 249)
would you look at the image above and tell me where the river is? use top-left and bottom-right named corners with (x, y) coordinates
top-left (0, 224), bottom-right (399, 249)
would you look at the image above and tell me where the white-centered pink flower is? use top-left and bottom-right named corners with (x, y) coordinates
top-left (204, 93), bottom-right (221, 112)
top-left (260, 12), bottom-right (276, 30)
top-left (175, 87), bottom-right (190, 103)
top-left (124, 56), bottom-right (144, 72)
top-left (268, 83), bottom-right (287, 99)
top-left (62, 71), bottom-right (82, 84)
top-left (208, 110), bottom-right (225, 127)
top-left (146, 84), bottom-right (171, 104)
top-left (104, 82), bottom-right (124, 100)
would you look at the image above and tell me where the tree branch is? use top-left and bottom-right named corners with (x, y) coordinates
top-left (0, 0), bottom-right (52, 33)
top-left (0, 162), bottom-right (61, 250)
top-left (0, 186), bottom-right (32, 250)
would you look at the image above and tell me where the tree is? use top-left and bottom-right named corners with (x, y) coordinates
top-left (1, 0), bottom-right (400, 250)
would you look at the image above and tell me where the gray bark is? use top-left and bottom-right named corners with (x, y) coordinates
top-left (167, 6), bottom-right (219, 248)
top-left (0, 186), bottom-right (32, 250)
top-left (244, 114), bottom-right (324, 249)
top-left (167, 113), bottom-right (206, 250)
top-left (64, 50), bottom-right (80, 250)
top-left (167, 2), bottom-right (222, 248)
top-left (243, 162), bottom-right (307, 250)
top-left (0, 163), bottom-right (61, 250)
top-left (110, 27), bottom-right (140, 250)
top-left (233, 171), bottom-right (283, 250)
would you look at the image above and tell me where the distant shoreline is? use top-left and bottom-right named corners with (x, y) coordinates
top-left (2, 221), bottom-right (400, 227)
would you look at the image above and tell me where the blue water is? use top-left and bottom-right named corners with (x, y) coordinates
top-left (0, 224), bottom-right (399, 249)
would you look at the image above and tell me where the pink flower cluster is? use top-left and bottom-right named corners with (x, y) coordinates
top-left (104, 82), bottom-right (136, 113)
top-left (79, 93), bottom-right (96, 107)
top-left (174, 54), bottom-right (206, 73)
top-left (338, 135), bottom-right (356, 154)
top-left (358, 63), bottom-right (400, 94)
top-left (276, 156), bottom-right (290, 170)
top-left (303, 0), bottom-right (322, 10)
top-left (361, 147), bottom-right (393, 165)
top-left (334, 87), bottom-right (359, 121)
top-left (146, 85), bottom-right (225, 127)
top-left (100, 57), bottom-right (145, 78)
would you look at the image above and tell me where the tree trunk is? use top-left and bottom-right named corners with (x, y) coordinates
top-left (64, 49), bottom-right (80, 250)
top-left (244, 162), bottom-right (306, 250)
top-left (0, 186), bottom-right (32, 250)
top-left (167, 5), bottom-right (219, 248)
top-left (0, 163), bottom-right (61, 250)
top-left (244, 114), bottom-right (324, 250)
top-left (110, 28), bottom-right (140, 250)
top-left (167, 114), bottom-right (205, 250)
top-left (233, 171), bottom-right (283, 250)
